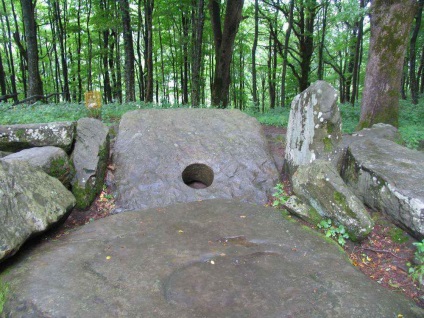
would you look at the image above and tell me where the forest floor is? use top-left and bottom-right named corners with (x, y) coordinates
top-left (43, 124), bottom-right (423, 308)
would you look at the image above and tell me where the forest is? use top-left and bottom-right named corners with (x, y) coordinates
top-left (0, 1), bottom-right (423, 127)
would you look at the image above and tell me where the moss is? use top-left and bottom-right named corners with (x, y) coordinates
top-left (48, 157), bottom-right (73, 187)
top-left (388, 227), bottom-right (410, 244)
top-left (333, 191), bottom-right (356, 219)
top-left (326, 121), bottom-right (335, 134)
top-left (323, 137), bottom-right (333, 153)
top-left (14, 128), bottom-right (26, 139)
top-left (0, 278), bottom-right (9, 314)
top-left (72, 181), bottom-right (97, 210)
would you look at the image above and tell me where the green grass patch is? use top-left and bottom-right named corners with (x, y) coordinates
top-left (1, 98), bottom-right (422, 149)
top-left (0, 278), bottom-right (9, 314)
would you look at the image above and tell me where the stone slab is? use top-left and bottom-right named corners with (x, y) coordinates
top-left (340, 137), bottom-right (424, 239)
top-left (0, 122), bottom-right (75, 153)
top-left (113, 109), bottom-right (279, 211)
top-left (1, 200), bottom-right (422, 317)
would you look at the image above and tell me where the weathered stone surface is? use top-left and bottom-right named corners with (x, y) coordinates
top-left (114, 109), bottom-right (279, 211)
top-left (284, 195), bottom-right (323, 224)
top-left (285, 81), bottom-right (342, 176)
top-left (1, 200), bottom-right (422, 317)
top-left (0, 122), bottom-right (75, 153)
top-left (0, 160), bottom-right (75, 262)
top-left (71, 118), bottom-right (109, 209)
top-left (1, 146), bottom-right (73, 187)
top-left (340, 137), bottom-right (424, 239)
top-left (292, 160), bottom-right (373, 240)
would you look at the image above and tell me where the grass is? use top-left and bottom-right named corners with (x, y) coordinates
top-left (0, 98), bottom-right (423, 149)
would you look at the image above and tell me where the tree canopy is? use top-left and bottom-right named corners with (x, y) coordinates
top-left (0, 0), bottom-right (423, 113)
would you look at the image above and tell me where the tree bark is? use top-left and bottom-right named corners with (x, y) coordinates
top-left (191, 0), bottom-right (205, 107)
top-left (350, 0), bottom-right (365, 105)
top-left (0, 52), bottom-right (6, 96)
top-left (409, 0), bottom-right (423, 105)
top-left (358, 0), bottom-right (417, 129)
top-left (144, 0), bottom-right (154, 102)
top-left (120, 0), bottom-right (136, 102)
top-left (20, 0), bottom-right (43, 98)
top-left (281, 0), bottom-right (294, 108)
top-left (251, 0), bottom-right (259, 110)
top-left (209, 0), bottom-right (244, 108)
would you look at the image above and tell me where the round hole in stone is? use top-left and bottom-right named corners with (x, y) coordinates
top-left (182, 163), bottom-right (214, 189)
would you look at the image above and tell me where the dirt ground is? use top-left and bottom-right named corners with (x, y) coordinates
top-left (45, 124), bottom-right (423, 308)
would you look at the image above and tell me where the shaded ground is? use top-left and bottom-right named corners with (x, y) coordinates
top-left (44, 124), bottom-right (423, 308)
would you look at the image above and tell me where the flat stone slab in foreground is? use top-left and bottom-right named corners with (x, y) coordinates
top-left (114, 109), bottom-right (279, 211)
top-left (1, 200), bottom-right (422, 317)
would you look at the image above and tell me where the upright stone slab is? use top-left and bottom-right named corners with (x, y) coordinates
top-left (0, 121), bottom-right (75, 153)
top-left (340, 136), bottom-right (424, 239)
top-left (292, 160), bottom-right (373, 240)
top-left (0, 160), bottom-right (75, 262)
top-left (71, 118), bottom-right (109, 209)
top-left (114, 109), bottom-right (279, 211)
top-left (1, 146), bottom-right (73, 187)
top-left (285, 81), bottom-right (342, 176)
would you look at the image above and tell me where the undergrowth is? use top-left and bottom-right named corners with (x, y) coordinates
top-left (0, 98), bottom-right (422, 148)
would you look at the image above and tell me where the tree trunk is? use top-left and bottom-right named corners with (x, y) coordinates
top-left (182, 11), bottom-right (190, 105)
top-left (144, 0), bottom-right (154, 102)
top-left (191, 0), bottom-right (205, 107)
top-left (0, 52), bottom-right (6, 96)
top-left (209, 0), bottom-right (244, 108)
top-left (251, 0), bottom-right (259, 110)
top-left (120, 0), bottom-right (136, 102)
top-left (281, 0), bottom-right (294, 108)
top-left (350, 0), bottom-right (365, 105)
top-left (20, 0), bottom-right (43, 99)
top-left (359, 0), bottom-right (417, 129)
top-left (409, 0), bottom-right (423, 105)
top-left (317, 0), bottom-right (329, 80)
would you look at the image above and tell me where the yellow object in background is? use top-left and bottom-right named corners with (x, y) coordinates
top-left (84, 91), bottom-right (102, 118)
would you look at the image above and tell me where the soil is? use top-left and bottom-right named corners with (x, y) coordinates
top-left (44, 124), bottom-right (423, 308)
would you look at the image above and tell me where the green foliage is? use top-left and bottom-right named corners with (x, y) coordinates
top-left (0, 278), bottom-right (9, 314)
top-left (249, 108), bottom-right (291, 127)
top-left (388, 227), bottom-right (409, 244)
top-left (271, 183), bottom-right (289, 208)
top-left (407, 239), bottom-right (424, 286)
top-left (317, 219), bottom-right (350, 247)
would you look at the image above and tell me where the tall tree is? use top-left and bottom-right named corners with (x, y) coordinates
top-left (358, 0), bottom-right (417, 129)
top-left (144, 0), bottom-right (154, 102)
top-left (209, 0), bottom-right (244, 108)
top-left (251, 0), bottom-right (259, 110)
top-left (120, 0), bottom-right (136, 102)
top-left (20, 0), bottom-right (43, 99)
top-left (191, 0), bottom-right (205, 107)
top-left (409, 0), bottom-right (423, 105)
top-left (0, 52), bottom-right (6, 96)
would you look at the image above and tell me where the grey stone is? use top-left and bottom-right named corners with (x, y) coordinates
top-left (285, 81), bottom-right (342, 176)
top-left (284, 195), bottom-right (323, 224)
top-left (0, 121), bottom-right (75, 153)
top-left (340, 137), bottom-right (424, 239)
top-left (1, 200), bottom-right (422, 317)
top-left (1, 146), bottom-right (73, 187)
top-left (292, 160), bottom-right (373, 240)
top-left (71, 118), bottom-right (109, 209)
top-left (114, 109), bottom-right (279, 211)
top-left (0, 160), bottom-right (75, 262)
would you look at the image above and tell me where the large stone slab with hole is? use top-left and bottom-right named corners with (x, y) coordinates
top-left (113, 109), bottom-right (279, 211)
top-left (1, 200), bottom-right (422, 317)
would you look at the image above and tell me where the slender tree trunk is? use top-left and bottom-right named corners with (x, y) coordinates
top-left (281, 0), bottom-right (294, 107)
top-left (0, 52), bottom-right (6, 96)
top-left (53, 0), bottom-right (70, 101)
top-left (120, 0), bottom-right (136, 102)
top-left (209, 0), bottom-right (244, 108)
top-left (351, 0), bottom-right (365, 105)
top-left (86, 0), bottom-right (93, 91)
top-left (137, 0), bottom-right (145, 101)
top-left (418, 47), bottom-right (424, 94)
top-left (144, 0), bottom-right (154, 102)
top-left (410, 0), bottom-right (423, 104)
top-left (191, 0), bottom-right (205, 107)
top-left (359, 0), bottom-right (417, 129)
top-left (20, 0), bottom-right (43, 99)
top-left (251, 0), bottom-right (259, 110)
top-left (317, 0), bottom-right (328, 80)
top-left (182, 11), bottom-right (189, 105)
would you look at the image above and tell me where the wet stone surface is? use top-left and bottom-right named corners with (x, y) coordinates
top-left (1, 200), bottom-right (422, 317)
